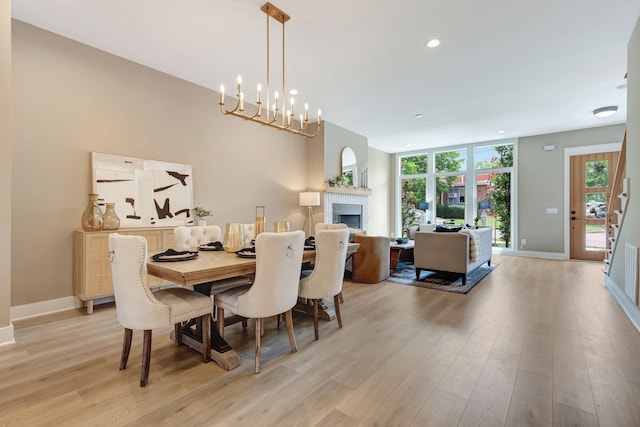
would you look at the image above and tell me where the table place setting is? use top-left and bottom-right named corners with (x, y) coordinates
top-left (198, 241), bottom-right (224, 251)
top-left (151, 249), bottom-right (198, 262)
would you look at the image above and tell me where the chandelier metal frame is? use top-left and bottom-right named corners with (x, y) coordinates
top-left (219, 2), bottom-right (322, 138)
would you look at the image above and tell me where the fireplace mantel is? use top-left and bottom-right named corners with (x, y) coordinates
top-left (322, 184), bottom-right (371, 196)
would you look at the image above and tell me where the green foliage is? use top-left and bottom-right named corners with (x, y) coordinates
top-left (401, 177), bottom-right (426, 229)
top-left (435, 152), bottom-right (464, 198)
top-left (489, 145), bottom-right (513, 247)
top-left (194, 206), bottom-right (212, 218)
top-left (400, 155), bottom-right (427, 174)
top-left (436, 204), bottom-right (465, 220)
top-left (585, 160), bottom-right (608, 188)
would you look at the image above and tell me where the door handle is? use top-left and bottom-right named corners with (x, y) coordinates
top-left (571, 216), bottom-right (577, 220)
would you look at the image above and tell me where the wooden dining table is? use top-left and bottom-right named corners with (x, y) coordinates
top-left (146, 244), bottom-right (358, 371)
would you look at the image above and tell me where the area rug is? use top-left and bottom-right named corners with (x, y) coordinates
top-left (388, 261), bottom-right (498, 294)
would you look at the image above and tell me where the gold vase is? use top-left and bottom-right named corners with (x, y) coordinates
top-left (254, 206), bottom-right (265, 237)
top-left (102, 203), bottom-right (120, 230)
top-left (273, 221), bottom-right (289, 233)
top-left (223, 223), bottom-right (245, 252)
top-left (81, 193), bottom-right (104, 231)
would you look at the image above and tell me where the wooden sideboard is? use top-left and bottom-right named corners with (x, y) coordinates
top-left (73, 227), bottom-right (177, 314)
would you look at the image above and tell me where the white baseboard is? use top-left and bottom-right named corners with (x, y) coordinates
top-left (10, 296), bottom-right (80, 321)
top-left (498, 249), bottom-right (568, 260)
top-left (605, 275), bottom-right (640, 332)
top-left (0, 323), bottom-right (15, 347)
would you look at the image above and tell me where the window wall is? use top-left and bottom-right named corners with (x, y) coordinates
top-left (397, 141), bottom-right (515, 249)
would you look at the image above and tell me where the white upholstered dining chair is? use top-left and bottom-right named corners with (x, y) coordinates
top-left (174, 225), bottom-right (222, 251)
top-left (108, 233), bottom-right (212, 387)
top-left (215, 230), bottom-right (305, 373)
top-left (298, 227), bottom-right (349, 340)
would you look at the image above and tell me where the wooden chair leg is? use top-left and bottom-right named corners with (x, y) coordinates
top-left (312, 299), bottom-right (319, 340)
top-left (140, 329), bottom-right (152, 387)
top-left (217, 306), bottom-right (225, 338)
top-left (255, 318), bottom-right (261, 373)
top-left (202, 313), bottom-right (211, 363)
top-left (260, 318), bottom-right (265, 337)
top-left (334, 294), bottom-right (343, 329)
top-left (174, 323), bottom-right (183, 346)
top-left (339, 292), bottom-right (344, 304)
top-left (120, 328), bottom-right (133, 370)
top-left (285, 310), bottom-right (297, 352)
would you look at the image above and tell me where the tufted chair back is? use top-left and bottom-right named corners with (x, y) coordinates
top-left (174, 225), bottom-right (222, 251)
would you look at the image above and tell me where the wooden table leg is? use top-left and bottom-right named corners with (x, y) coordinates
top-left (171, 322), bottom-right (240, 371)
top-left (390, 248), bottom-right (401, 270)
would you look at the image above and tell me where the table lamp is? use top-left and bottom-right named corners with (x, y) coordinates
top-left (299, 191), bottom-right (320, 237)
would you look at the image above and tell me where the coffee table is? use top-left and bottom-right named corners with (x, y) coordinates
top-left (389, 240), bottom-right (414, 270)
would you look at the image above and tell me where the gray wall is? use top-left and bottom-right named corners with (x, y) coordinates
top-left (367, 147), bottom-right (391, 236)
top-left (323, 121), bottom-right (368, 184)
top-left (610, 18), bottom-right (640, 298)
top-left (0, 0), bottom-right (12, 338)
top-left (518, 124), bottom-right (626, 254)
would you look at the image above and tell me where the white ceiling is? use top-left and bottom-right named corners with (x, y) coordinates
top-left (12, 0), bottom-right (640, 153)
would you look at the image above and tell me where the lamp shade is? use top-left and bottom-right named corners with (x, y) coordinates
top-left (478, 201), bottom-right (492, 210)
top-left (299, 191), bottom-right (320, 207)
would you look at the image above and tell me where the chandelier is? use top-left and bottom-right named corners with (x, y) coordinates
top-left (219, 2), bottom-right (322, 138)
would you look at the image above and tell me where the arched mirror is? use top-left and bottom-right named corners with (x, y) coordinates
top-left (341, 147), bottom-right (357, 186)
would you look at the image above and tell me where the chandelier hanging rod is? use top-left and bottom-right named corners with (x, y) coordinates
top-left (218, 2), bottom-right (322, 138)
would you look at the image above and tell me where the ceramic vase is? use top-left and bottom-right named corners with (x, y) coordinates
top-left (102, 203), bottom-right (120, 230)
top-left (81, 193), bottom-right (104, 231)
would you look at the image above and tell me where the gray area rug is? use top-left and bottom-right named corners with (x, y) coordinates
top-left (388, 262), bottom-right (498, 294)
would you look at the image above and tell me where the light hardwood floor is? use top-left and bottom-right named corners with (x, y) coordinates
top-left (2, 255), bottom-right (640, 426)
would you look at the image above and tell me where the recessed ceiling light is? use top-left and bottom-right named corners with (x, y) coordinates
top-left (415, 113), bottom-right (423, 118)
top-left (289, 89), bottom-right (298, 95)
top-left (593, 106), bottom-right (618, 118)
top-left (427, 39), bottom-right (440, 48)
top-left (497, 130), bottom-right (505, 134)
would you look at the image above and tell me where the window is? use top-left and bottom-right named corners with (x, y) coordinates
top-left (395, 141), bottom-right (515, 250)
top-left (474, 144), bottom-right (513, 248)
top-left (399, 154), bottom-right (428, 234)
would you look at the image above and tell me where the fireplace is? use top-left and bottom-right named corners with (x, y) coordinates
top-left (332, 203), bottom-right (362, 229)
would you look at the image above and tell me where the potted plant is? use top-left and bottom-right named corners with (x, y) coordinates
top-left (193, 206), bottom-right (212, 226)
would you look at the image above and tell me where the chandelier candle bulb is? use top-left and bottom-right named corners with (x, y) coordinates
top-left (236, 75), bottom-right (242, 95)
top-left (219, 85), bottom-right (225, 104)
top-left (239, 92), bottom-right (244, 111)
top-left (257, 83), bottom-right (262, 102)
top-left (304, 103), bottom-right (309, 121)
top-left (317, 109), bottom-right (322, 125)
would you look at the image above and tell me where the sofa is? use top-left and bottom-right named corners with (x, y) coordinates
top-left (413, 227), bottom-right (492, 285)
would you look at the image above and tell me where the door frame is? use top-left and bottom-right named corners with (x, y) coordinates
top-left (564, 142), bottom-right (622, 260)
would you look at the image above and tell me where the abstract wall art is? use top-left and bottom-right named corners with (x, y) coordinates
top-left (91, 152), bottom-right (194, 228)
